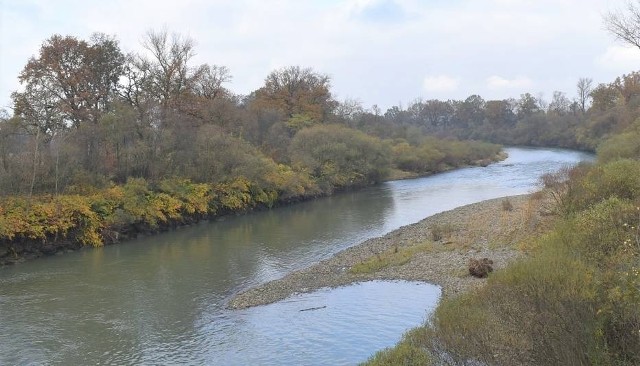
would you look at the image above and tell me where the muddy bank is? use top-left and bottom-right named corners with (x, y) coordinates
top-left (228, 193), bottom-right (552, 309)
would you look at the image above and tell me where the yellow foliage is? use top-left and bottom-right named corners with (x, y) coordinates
top-left (158, 178), bottom-right (211, 215)
top-left (263, 164), bottom-right (319, 200)
top-left (0, 195), bottom-right (103, 247)
top-left (213, 177), bottom-right (253, 211)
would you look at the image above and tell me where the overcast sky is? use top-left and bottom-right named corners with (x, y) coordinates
top-left (2, 0), bottom-right (640, 111)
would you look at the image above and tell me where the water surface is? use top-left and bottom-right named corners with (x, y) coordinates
top-left (0, 147), bottom-right (593, 365)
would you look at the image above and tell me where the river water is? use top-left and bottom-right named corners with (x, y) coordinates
top-left (0, 147), bottom-right (593, 365)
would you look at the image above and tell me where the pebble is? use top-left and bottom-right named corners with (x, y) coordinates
top-left (228, 194), bottom-right (548, 310)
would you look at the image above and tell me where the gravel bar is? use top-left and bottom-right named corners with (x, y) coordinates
top-left (228, 194), bottom-right (549, 309)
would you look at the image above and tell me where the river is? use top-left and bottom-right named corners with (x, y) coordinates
top-left (0, 147), bottom-right (593, 365)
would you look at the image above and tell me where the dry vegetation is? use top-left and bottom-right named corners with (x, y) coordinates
top-left (229, 193), bottom-right (553, 309)
top-left (365, 158), bottom-right (640, 366)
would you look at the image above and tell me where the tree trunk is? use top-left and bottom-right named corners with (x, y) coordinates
top-left (29, 128), bottom-right (40, 197)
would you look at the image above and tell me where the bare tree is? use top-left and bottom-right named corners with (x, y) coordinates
top-left (334, 98), bottom-right (364, 124)
top-left (605, 1), bottom-right (640, 49)
top-left (549, 91), bottom-right (571, 115)
top-left (576, 77), bottom-right (593, 113)
top-left (138, 29), bottom-right (231, 121)
top-left (143, 30), bottom-right (195, 103)
top-left (536, 92), bottom-right (548, 111)
top-left (191, 64), bottom-right (231, 100)
top-left (141, 29), bottom-right (196, 105)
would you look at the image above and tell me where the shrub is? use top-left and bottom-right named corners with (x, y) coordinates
top-left (468, 258), bottom-right (493, 278)
top-left (289, 124), bottom-right (392, 190)
top-left (558, 160), bottom-right (640, 214)
top-left (430, 253), bottom-right (598, 365)
top-left (263, 164), bottom-right (320, 201)
top-left (157, 178), bottom-right (211, 215)
top-left (597, 131), bottom-right (640, 163)
top-left (0, 195), bottom-right (102, 246)
top-left (501, 198), bottom-right (513, 211)
top-left (558, 197), bottom-right (636, 267)
top-left (430, 223), bottom-right (455, 241)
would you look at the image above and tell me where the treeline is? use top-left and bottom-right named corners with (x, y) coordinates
top-left (4, 30), bottom-right (637, 200)
top-left (0, 31), bottom-right (503, 260)
top-left (0, 31), bottom-right (500, 197)
top-left (353, 73), bottom-right (640, 151)
top-left (365, 84), bottom-right (640, 366)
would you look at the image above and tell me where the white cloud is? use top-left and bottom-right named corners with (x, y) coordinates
top-left (423, 75), bottom-right (460, 93)
top-left (349, 0), bottom-right (407, 24)
top-left (0, 0), bottom-right (634, 110)
top-left (486, 75), bottom-right (533, 90)
top-left (596, 45), bottom-right (640, 72)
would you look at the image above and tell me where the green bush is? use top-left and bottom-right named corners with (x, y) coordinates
top-left (558, 197), bottom-right (636, 266)
top-left (597, 131), bottom-right (640, 163)
top-left (559, 160), bottom-right (640, 214)
top-left (429, 251), bottom-right (598, 365)
top-left (391, 141), bottom-right (444, 173)
top-left (289, 124), bottom-right (392, 191)
top-left (375, 169), bottom-right (640, 365)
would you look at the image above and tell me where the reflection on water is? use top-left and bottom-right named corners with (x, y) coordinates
top-left (0, 147), bottom-right (593, 365)
top-left (207, 281), bottom-right (440, 365)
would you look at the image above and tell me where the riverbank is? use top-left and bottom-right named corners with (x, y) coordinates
top-left (228, 193), bottom-right (553, 309)
top-left (0, 152), bottom-right (507, 267)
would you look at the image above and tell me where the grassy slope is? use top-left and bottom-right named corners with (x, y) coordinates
top-left (364, 159), bottom-right (640, 365)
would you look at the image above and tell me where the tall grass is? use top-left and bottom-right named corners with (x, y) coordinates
top-left (364, 158), bottom-right (640, 365)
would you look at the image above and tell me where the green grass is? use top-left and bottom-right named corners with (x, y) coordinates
top-left (363, 191), bottom-right (640, 365)
top-left (362, 328), bottom-right (434, 366)
top-left (349, 242), bottom-right (436, 274)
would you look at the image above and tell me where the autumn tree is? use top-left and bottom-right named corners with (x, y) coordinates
top-left (12, 84), bottom-right (64, 195)
top-left (114, 29), bottom-right (235, 183)
top-left (0, 110), bottom-right (27, 194)
top-left (409, 99), bottom-right (454, 130)
top-left (12, 34), bottom-right (126, 183)
top-left (16, 33), bottom-right (124, 127)
top-left (484, 100), bottom-right (516, 127)
top-left (590, 83), bottom-right (620, 112)
top-left (253, 66), bottom-right (336, 129)
top-left (614, 71), bottom-right (640, 104)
